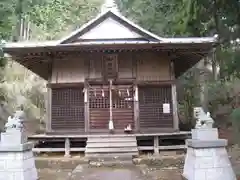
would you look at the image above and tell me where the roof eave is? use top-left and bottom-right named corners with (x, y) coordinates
top-left (3, 36), bottom-right (218, 51)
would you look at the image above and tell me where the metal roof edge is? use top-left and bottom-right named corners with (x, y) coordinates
top-left (3, 36), bottom-right (218, 49)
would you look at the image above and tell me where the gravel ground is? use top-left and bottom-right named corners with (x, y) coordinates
top-left (37, 165), bottom-right (182, 180)
top-left (36, 146), bottom-right (240, 180)
top-left (36, 155), bottom-right (183, 180)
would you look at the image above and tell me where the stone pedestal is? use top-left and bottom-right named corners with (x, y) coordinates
top-left (0, 130), bottom-right (38, 180)
top-left (183, 128), bottom-right (236, 180)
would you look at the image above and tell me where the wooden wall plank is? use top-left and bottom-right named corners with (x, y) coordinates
top-left (89, 53), bottom-right (102, 79)
top-left (137, 52), bottom-right (171, 81)
top-left (118, 53), bottom-right (133, 79)
top-left (50, 52), bottom-right (171, 84)
top-left (51, 57), bottom-right (85, 83)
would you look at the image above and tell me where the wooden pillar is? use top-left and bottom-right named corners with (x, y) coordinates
top-left (109, 79), bottom-right (113, 123)
top-left (46, 87), bottom-right (52, 133)
top-left (172, 83), bottom-right (179, 131)
top-left (134, 85), bottom-right (139, 132)
top-left (84, 83), bottom-right (89, 132)
top-left (64, 138), bottom-right (71, 157)
top-left (170, 61), bottom-right (179, 131)
top-left (154, 136), bottom-right (159, 155)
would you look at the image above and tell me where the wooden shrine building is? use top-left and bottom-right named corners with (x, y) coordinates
top-left (3, 1), bottom-right (218, 137)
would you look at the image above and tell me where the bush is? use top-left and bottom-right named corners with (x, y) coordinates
top-left (230, 107), bottom-right (240, 145)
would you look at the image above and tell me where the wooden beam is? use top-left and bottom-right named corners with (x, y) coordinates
top-left (47, 82), bottom-right (84, 88)
top-left (139, 128), bottom-right (176, 134)
top-left (137, 80), bottom-right (173, 86)
top-left (138, 145), bottom-right (186, 151)
top-left (159, 144), bottom-right (186, 150)
top-left (85, 78), bottom-right (136, 85)
top-left (33, 147), bottom-right (85, 152)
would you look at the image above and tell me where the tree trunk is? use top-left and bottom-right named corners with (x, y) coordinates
top-left (13, 0), bottom-right (24, 42)
top-left (199, 58), bottom-right (209, 112)
top-left (211, 48), bottom-right (218, 80)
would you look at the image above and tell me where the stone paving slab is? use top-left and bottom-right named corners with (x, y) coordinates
top-left (70, 165), bottom-right (147, 180)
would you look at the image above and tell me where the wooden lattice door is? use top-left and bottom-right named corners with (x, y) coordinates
top-left (51, 87), bottom-right (85, 131)
top-left (138, 85), bottom-right (173, 130)
top-left (112, 85), bottom-right (134, 129)
top-left (89, 86), bottom-right (110, 130)
top-left (89, 85), bottom-right (134, 131)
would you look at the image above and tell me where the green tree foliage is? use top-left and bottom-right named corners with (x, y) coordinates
top-left (28, 0), bottom-right (102, 40)
top-left (0, 0), bottom-right (16, 39)
top-left (230, 107), bottom-right (240, 145)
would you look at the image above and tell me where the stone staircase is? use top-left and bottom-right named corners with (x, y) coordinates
top-left (85, 135), bottom-right (139, 166)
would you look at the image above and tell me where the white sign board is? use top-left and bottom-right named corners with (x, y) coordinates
top-left (163, 103), bottom-right (170, 114)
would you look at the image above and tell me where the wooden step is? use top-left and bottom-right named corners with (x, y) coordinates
top-left (86, 153), bottom-right (137, 161)
top-left (86, 142), bottom-right (137, 148)
top-left (85, 152), bottom-right (137, 158)
top-left (86, 152), bottom-right (138, 158)
top-left (85, 147), bottom-right (138, 153)
top-left (87, 138), bottom-right (136, 143)
top-left (85, 136), bottom-right (139, 159)
top-left (88, 135), bottom-right (136, 138)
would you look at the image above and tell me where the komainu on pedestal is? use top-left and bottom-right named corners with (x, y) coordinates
top-left (182, 107), bottom-right (236, 180)
top-left (0, 109), bottom-right (38, 180)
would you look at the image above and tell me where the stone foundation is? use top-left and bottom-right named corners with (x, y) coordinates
top-left (183, 128), bottom-right (236, 180)
top-left (0, 142), bottom-right (38, 180)
top-left (183, 146), bottom-right (235, 180)
top-left (0, 126), bottom-right (38, 180)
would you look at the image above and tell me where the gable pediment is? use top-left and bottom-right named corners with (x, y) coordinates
top-left (78, 17), bottom-right (143, 40)
top-left (60, 11), bottom-right (162, 44)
